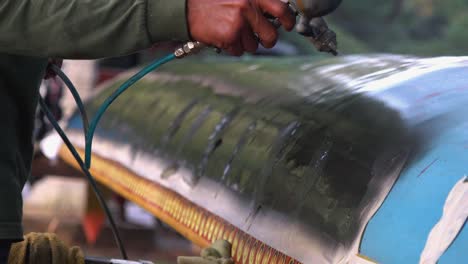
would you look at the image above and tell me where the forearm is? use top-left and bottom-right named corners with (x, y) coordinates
top-left (0, 0), bottom-right (188, 59)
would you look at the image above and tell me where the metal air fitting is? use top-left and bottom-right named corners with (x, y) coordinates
top-left (174, 41), bottom-right (206, 59)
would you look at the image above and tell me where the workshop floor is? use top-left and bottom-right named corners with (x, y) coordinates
top-left (22, 176), bottom-right (197, 264)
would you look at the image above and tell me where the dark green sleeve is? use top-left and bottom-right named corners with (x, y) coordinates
top-left (0, 0), bottom-right (188, 59)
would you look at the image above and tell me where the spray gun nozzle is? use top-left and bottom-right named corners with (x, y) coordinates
top-left (295, 16), bottom-right (339, 56)
top-left (287, 0), bottom-right (341, 56)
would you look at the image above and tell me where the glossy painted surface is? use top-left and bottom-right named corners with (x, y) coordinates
top-left (360, 65), bottom-right (468, 264)
top-left (65, 55), bottom-right (468, 263)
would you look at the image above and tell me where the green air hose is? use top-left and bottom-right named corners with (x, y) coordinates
top-left (38, 97), bottom-right (129, 259)
top-left (84, 53), bottom-right (176, 168)
top-left (39, 51), bottom-right (184, 260)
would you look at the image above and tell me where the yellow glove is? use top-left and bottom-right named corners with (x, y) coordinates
top-left (8, 233), bottom-right (84, 264)
top-left (177, 240), bottom-right (234, 264)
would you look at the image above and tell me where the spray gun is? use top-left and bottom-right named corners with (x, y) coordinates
top-left (295, 16), bottom-right (339, 55)
top-left (289, 0), bottom-right (342, 55)
top-left (175, 0), bottom-right (342, 58)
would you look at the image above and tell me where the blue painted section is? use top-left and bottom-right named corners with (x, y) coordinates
top-left (361, 67), bottom-right (468, 263)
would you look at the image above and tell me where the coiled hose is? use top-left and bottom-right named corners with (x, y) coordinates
top-left (39, 52), bottom-right (177, 260)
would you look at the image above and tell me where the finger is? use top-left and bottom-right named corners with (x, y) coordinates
top-left (255, 0), bottom-right (296, 31)
top-left (241, 26), bottom-right (259, 53)
top-left (226, 40), bottom-right (245, 56)
top-left (243, 4), bottom-right (278, 48)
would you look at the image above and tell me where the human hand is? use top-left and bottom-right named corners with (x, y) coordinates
top-left (44, 59), bottom-right (63, 80)
top-left (187, 0), bottom-right (296, 56)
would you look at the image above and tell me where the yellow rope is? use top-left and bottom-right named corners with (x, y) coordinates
top-left (59, 146), bottom-right (302, 264)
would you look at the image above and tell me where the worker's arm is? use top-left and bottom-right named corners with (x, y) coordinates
top-left (0, 0), bottom-right (188, 59)
top-left (0, 0), bottom-right (295, 59)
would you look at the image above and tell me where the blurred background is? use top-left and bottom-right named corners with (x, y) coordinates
top-left (322, 0), bottom-right (468, 56)
top-left (25, 1), bottom-right (468, 263)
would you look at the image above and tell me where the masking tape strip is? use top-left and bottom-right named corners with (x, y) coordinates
top-left (419, 176), bottom-right (467, 264)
